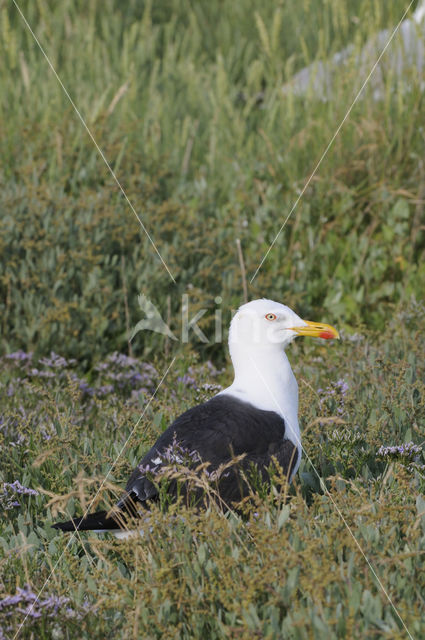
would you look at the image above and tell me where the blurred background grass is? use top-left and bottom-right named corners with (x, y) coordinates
top-left (1, 0), bottom-right (424, 361)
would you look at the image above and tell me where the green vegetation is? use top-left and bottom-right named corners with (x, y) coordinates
top-left (1, 310), bottom-right (425, 639)
top-left (1, 0), bottom-right (424, 359)
top-left (1, 1), bottom-right (424, 638)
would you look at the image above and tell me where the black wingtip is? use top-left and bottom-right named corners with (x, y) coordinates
top-left (51, 494), bottom-right (143, 533)
top-left (51, 519), bottom-right (83, 532)
top-left (51, 510), bottom-right (124, 533)
top-left (51, 520), bottom-right (78, 531)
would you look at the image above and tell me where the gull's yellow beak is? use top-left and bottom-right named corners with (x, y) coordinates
top-left (289, 320), bottom-right (340, 340)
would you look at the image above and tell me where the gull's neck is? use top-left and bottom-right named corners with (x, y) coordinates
top-left (219, 343), bottom-right (301, 458)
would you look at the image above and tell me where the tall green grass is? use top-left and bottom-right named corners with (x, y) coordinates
top-left (1, 0), bottom-right (424, 360)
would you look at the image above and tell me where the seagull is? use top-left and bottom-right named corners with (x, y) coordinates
top-left (52, 299), bottom-right (339, 537)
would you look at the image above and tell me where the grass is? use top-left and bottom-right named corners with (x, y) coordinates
top-left (1, 0), bottom-right (425, 638)
top-left (1, 0), bottom-right (424, 360)
top-left (1, 309), bottom-right (425, 638)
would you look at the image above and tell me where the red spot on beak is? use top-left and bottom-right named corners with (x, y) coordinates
top-left (319, 331), bottom-right (335, 339)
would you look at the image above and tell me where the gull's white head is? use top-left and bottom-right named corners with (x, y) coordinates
top-left (223, 299), bottom-right (339, 471)
top-left (229, 298), bottom-right (339, 352)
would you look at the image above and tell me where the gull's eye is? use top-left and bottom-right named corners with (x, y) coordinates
top-left (265, 313), bottom-right (277, 321)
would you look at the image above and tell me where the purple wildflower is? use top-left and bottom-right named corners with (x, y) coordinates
top-left (9, 433), bottom-right (26, 448)
top-left (319, 378), bottom-right (349, 399)
top-left (3, 481), bottom-right (38, 496)
top-left (177, 374), bottom-right (197, 388)
top-left (177, 361), bottom-right (224, 391)
top-left (95, 352), bottom-right (139, 371)
top-left (201, 383), bottom-right (223, 393)
top-left (1, 481), bottom-right (39, 510)
top-left (139, 441), bottom-right (202, 475)
top-left (39, 425), bottom-right (54, 441)
top-left (329, 429), bottom-right (363, 444)
top-left (336, 379), bottom-right (349, 395)
top-left (75, 378), bottom-right (95, 396)
top-left (406, 462), bottom-right (425, 474)
top-left (377, 442), bottom-right (422, 460)
top-left (204, 360), bottom-right (224, 377)
top-left (5, 351), bottom-right (33, 362)
top-left (29, 368), bottom-right (55, 379)
top-left (95, 384), bottom-right (114, 397)
top-left (138, 462), bottom-right (154, 474)
top-left (318, 378), bottom-right (349, 423)
top-left (0, 584), bottom-right (89, 634)
top-left (93, 353), bottom-right (158, 395)
top-left (39, 352), bottom-right (75, 369)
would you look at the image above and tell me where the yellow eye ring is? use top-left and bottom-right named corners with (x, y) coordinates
top-left (265, 313), bottom-right (277, 321)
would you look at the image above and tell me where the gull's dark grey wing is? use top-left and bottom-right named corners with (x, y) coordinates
top-left (53, 395), bottom-right (298, 532)
top-left (122, 394), bottom-right (297, 508)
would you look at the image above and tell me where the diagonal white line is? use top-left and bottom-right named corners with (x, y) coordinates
top-left (248, 355), bottom-right (415, 640)
top-left (11, 0), bottom-right (176, 284)
top-left (250, 0), bottom-right (416, 283)
top-left (13, 356), bottom-right (176, 640)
